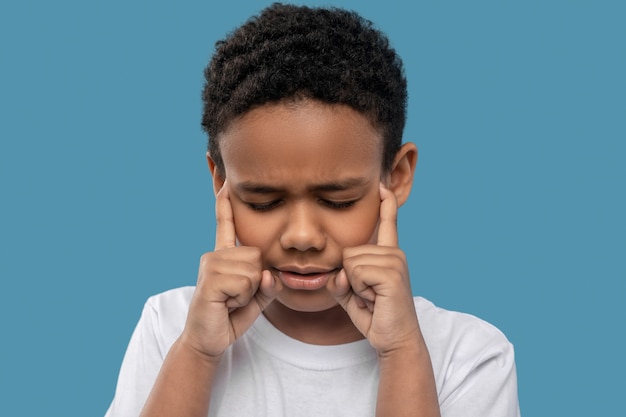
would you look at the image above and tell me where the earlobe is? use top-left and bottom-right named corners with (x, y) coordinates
top-left (207, 152), bottom-right (226, 196)
top-left (387, 142), bottom-right (418, 207)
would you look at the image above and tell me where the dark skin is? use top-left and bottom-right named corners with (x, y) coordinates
top-left (139, 100), bottom-right (440, 417)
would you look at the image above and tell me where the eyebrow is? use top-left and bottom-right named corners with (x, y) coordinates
top-left (234, 177), bottom-right (370, 194)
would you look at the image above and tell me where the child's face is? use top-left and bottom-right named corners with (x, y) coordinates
top-left (210, 100), bottom-right (400, 313)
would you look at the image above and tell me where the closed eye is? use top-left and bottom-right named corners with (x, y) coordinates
top-left (319, 199), bottom-right (357, 209)
top-left (246, 200), bottom-right (283, 212)
top-left (246, 199), bottom-right (356, 212)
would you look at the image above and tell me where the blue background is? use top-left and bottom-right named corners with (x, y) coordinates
top-left (1, 0), bottom-right (624, 415)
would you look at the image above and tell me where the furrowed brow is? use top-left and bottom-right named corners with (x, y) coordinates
top-left (308, 177), bottom-right (370, 192)
top-left (234, 177), bottom-right (369, 194)
top-left (235, 181), bottom-right (283, 194)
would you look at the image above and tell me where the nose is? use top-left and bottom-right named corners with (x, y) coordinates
top-left (279, 202), bottom-right (326, 252)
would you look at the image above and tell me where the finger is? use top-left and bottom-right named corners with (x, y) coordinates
top-left (228, 270), bottom-right (282, 340)
top-left (256, 270), bottom-right (282, 309)
top-left (377, 183), bottom-right (399, 247)
top-left (214, 181), bottom-right (237, 250)
top-left (355, 296), bottom-right (375, 313)
top-left (326, 269), bottom-right (352, 308)
top-left (345, 266), bottom-right (377, 301)
top-left (225, 271), bottom-right (279, 313)
top-left (218, 273), bottom-right (260, 308)
top-left (326, 269), bottom-right (351, 299)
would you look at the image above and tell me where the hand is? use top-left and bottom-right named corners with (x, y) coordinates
top-left (327, 184), bottom-right (420, 354)
top-left (181, 182), bottom-right (281, 359)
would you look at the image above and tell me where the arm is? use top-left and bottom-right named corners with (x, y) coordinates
top-left (376, 328), bottom-right (439, 417)
top-left (328, 184), bottom-right (440, 417)
top-left (139, 184), bottom-right (281, 417)
top-left (139, 338), bottom-right (219, 417)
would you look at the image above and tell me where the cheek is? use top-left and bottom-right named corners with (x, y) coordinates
top-left (229, 197), bottom-right (381, 249)
top-left (331, 202), bottom-right (381, 248)
top-left (230, 205), bottom-right (276, 248)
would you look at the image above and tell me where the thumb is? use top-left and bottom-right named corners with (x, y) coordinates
top-left (256, 270), bottom-right (282, 309)
top-left (326, 269), bottom-right (351, 300)
top-left (229, 271), bottom-right (282, 340)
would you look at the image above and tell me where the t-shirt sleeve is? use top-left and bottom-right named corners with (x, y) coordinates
top-left (415, 297), bottom-right (520, 417)
top-left (104, 299), bottom-right (166, 417)
top-left (438, 334), bottom-right (520, 417)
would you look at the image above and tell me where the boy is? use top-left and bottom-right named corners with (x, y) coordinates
top-left (106, 4), bottom-right (519, 417)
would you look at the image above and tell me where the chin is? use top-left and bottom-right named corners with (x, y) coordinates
top-left (275, 289), bottom-right (339, 313)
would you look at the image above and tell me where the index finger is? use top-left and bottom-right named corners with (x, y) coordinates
top-left (214, 182), bottom-right (237, 250)
top-left (377, 183), bottom-right (399, 247)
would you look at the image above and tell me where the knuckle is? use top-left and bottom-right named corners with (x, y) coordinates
top-left (197, 253), bottom-right (217, 281)
top-left (351, 264), bottom-right (367, 279)
top-left (234, 275), bottom-right (254, 292)
top-left (246, 247), bottom-right (264, 267)
top-left (199, 252), bottom-right (212, 265)
top-left (243, 265), bottom-right (263, 282)
top-left (388, 269), bottom-right (403, 282)
top-left (198, 251), bottom-right (225, 273)
top-left (247, 246), bottom-right (263, 260)
top-left (394, 255), bottom-right (406, 269)
top-left (341, 257), bottom-right (356, 274)
top-left (388, 249), bottom-right (406, 265)
top-left (215, 216), bottom-right (233, 228)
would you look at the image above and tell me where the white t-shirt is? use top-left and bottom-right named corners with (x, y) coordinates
top-left (105, 287), bottom-right (520, 417)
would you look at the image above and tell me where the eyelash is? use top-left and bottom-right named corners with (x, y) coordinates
top-left (247, 199), bottom-right (356, 212)
top-left (247, 201), bottom-right (282, 212)
top-left (319, 199), bottom-right (356, 210)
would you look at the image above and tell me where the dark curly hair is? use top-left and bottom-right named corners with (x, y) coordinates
top-left (201, 3), bottom-right (407, 177)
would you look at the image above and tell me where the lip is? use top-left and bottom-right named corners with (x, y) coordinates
top-left (273, 266), bottom-right (339, 291)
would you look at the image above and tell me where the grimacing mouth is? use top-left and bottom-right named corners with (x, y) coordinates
top-left (272, 265), bottom-right (341, 275)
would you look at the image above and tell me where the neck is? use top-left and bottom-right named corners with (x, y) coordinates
top-left (262, 302), bottom-right (365, 345)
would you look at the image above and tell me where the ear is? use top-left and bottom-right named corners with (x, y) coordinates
top-left (386, 142), bottom-right (418, 207)
top-left (207, 152), bottom-right (226, 196)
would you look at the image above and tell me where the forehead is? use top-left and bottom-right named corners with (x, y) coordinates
top-left (219, 101), bottom-right (383, 184)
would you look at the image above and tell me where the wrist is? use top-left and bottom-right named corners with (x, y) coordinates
top-left (376, 326), bottom-right (427, 359)
top-left (378, 338), bottom-right (427, 363)
top-left (177, 333), bottom-right (225, 367)
top-left (376, 332), bottom-right (440, 417)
